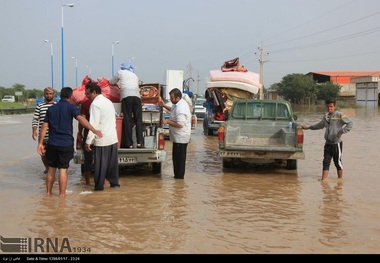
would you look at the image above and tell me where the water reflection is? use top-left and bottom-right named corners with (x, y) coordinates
top-left (319, 180), bottom-right (346, 249)
top-left (1, 109), bottom-right (380, 254)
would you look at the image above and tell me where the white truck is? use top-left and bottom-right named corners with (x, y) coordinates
top-left (115, 83), bottom-right (166, 174)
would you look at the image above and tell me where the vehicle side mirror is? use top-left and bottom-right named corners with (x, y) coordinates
top-left (293, 114), bottom-right (298, 121)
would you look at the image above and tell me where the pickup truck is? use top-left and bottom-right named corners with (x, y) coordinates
top-left (218, 99), bottom-right (305, 170)
top-left (115, 83), bottom-right (166, 174)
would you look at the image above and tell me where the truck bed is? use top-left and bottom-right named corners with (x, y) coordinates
top-left (224, 121), bottom-right (296, 149)
top-left (114, 83), bottom-right (167, 174)
top-left (218, 99), bottom-right (305, 169)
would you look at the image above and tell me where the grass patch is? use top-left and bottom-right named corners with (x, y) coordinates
top-left (0, 102), bottom-right (35, 109)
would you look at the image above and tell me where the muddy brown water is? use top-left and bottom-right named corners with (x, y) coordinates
top-left (0, 105), bottom-right (379, 254)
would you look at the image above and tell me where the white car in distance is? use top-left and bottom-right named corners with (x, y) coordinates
top-left (2, 95), bottom-right (15, 103)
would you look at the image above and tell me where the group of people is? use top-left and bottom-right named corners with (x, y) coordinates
top-left (32, 62), bottom-right (354, 197)
top-left (32, 62), bottom-right (194, 197)
top-left (34, 83), bottom-right (121, 197)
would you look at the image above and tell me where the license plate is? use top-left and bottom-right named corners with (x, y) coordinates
top-left (118, 157), bottom-right (137, 163)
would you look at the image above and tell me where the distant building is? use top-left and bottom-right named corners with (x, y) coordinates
top-left (306, 71), bottom-right (380, 105)
top-left (351, 76), bottom-right (380, 106)
top-left (266, 90), bottom-right (282, 100)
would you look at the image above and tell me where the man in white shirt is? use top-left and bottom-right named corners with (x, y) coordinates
top-left (85, 82), bottom-right (120, 190)
top-left (161, 88), bottom-right (191, 179)
top-left (109, 62), bottom-right (144, 148)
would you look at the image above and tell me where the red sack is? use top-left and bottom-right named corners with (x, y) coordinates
top-left (82, 75), bottom-right (92, 85)
top-left (72, 84), bottom-right (87, 105)
top-left (98, 77), bottom-right (120, 102)
top-left (72, 76), bottom-right (121, 104)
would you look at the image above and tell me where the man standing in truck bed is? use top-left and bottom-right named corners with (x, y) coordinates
top-left (109, 62), bottom-right (144, 148)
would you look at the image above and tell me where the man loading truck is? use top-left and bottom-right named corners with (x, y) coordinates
top-left (109, 62), bottom-right (144, 149)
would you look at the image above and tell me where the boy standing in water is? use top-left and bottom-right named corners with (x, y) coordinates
top-left (302, 99), bottom-right (353, 181)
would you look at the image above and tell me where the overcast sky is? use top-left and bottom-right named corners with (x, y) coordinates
top-left (1, 0), bottom-right (379, 95)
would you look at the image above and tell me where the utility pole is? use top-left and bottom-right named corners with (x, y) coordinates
top-left (197, 70), bottom-right (200, 96)
top-left (256, 42), bottom-right (269, 99)
top-left (187, 62), bottom-right (193, 82)
top-left (186, 62), bottom-right (196, 95)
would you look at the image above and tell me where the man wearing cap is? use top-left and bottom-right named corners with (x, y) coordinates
top-left (109, 62), bottom-right (144, 148)
top-left (32, 87), bottom-right (56, 174)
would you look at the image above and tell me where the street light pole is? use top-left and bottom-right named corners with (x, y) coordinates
top-left (61, 3), bottom-right (74, 88)
top-left (44, 40), bottom-right (54, 88)
top-left (111, 41), bottom-right (120, 77)
top-left (71, 56), bottom-right (78, 87)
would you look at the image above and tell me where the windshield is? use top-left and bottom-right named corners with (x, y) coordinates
top-left (232, 101), bottom-right (291, 120)
top-left (195, 98), bottom-right (206, 106)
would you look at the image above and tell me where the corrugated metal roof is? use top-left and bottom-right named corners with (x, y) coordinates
top-left (309, 71), bottom-right (380, 77)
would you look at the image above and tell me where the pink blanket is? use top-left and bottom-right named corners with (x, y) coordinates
top-left (209, 70), bottom-right (261, 88)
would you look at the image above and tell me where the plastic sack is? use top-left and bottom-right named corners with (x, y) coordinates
top-left (72, 76), bottom-right (121, 105)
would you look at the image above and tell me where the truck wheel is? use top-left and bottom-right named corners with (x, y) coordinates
top-left (152, 162), bottom-right (162, 174)
top-left (223, 159), bottom-right (233, 168)
top-left (207, 128), bottom-right (213, 136)
top-left (286, 160), bottom-right (297, 170)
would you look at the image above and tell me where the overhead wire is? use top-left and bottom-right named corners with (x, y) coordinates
top-left (240, 0), bottom-right (380, 65)
top-left (263, 0), bottom-right (357, 45)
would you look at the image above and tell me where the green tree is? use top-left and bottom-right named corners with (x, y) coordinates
top-left (275, 73), bottom-right (317, 104)
top-left (27, 89), bottom-right (45, 99)
top-left (12, 83), bottom-right (25, 91)
top-left (316, 82), bottom-right (341, 101)
top-left (269, 82), bottom-right (280, 90)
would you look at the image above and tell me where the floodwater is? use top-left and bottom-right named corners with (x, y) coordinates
top-left (0, 105), bottom-right (379, 255)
